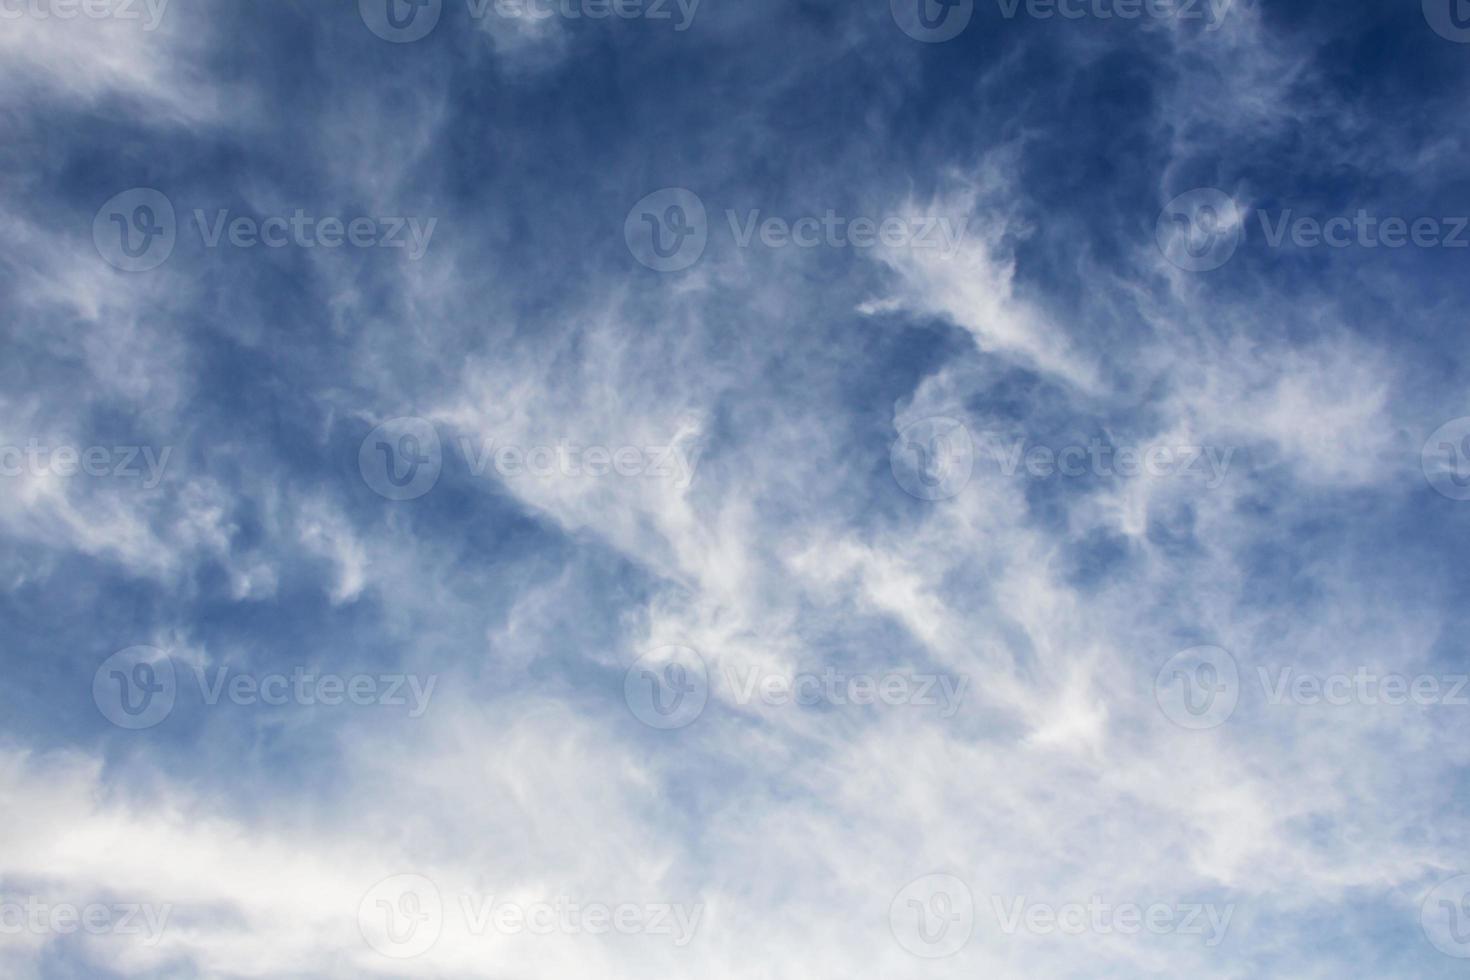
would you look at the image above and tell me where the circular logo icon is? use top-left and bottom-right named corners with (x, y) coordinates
top-left (1424, 0), bottom-right (1470, 42)
top-left (891, 416), bottom-right (973, 501)
top-left (359, 417), bottom-right (442, 501)
top-left (1155, 645), bottom-right (1240, 730)
top-left (1155, 188), bottom-right (1242, 273)
top-left (359, 874), bottom-right (443, 959)
top-left (890, 874), bottom-right (974, 959)
top-left (891, 0), bottom-right (974, 42)
top-left (624, 646), bottom-right (709, 730)
top-left (93, 647), bottom-right (176, 730)
top-left (1422, 418), bottom-right (1470, 501)
top-left (93, 188), bottom-right (176, 272)
top-left (624, 188), bottom-right (708, 273)
top-left (359, 0), bottom-right (442, 42)
top-left (1423, 874), bottom-right (1470, 957)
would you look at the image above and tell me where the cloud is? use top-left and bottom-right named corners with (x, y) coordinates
top-left (3, 1), bottom-right (1468, 977)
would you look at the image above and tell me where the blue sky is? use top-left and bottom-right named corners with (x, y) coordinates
top-left (3, 0), bottom-right (1470, 976)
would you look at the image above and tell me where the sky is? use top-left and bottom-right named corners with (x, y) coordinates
top-left (3, 0), bottom-right (1470, 976)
